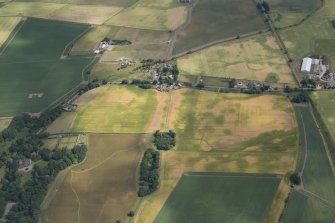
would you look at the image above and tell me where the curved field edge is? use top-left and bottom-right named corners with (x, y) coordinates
top-left (40, 134), bottom-right (150, 223)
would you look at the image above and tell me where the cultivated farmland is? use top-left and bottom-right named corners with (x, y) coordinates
top-left (0, 117), bottom-right (12, 132)
top-left (0, 18), bottom-right (92, 116)
top-left (173, 0), bottom-right (267, 55)
top-left (177, 34), bottom-right (295, 84)
top-left (41, 134), bottom-right (149, 223)
top-left (15, 0), bottom-right (137, 7)
top-left (105, 0), bottom-right (188, 30)
top-left (0, 17), bottom-right (21, 47)
top-left (167, 89), bottom-right (296, 151)
top-left (153, 173), bottom-right (281, 223)
top-left (268, 0), bottom-right (322, 28)
top-left (282, 105), bottom-right (335, 221)
top-left (71, 85), bottom-right (165, 133)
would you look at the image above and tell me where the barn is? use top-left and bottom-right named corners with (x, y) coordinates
top-left (301, 57), bottom-right (312, 73)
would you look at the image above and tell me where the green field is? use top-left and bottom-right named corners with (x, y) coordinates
top-left (15, 0), bottom-right (137, 7)
top-left (41, 134), bottom-right (149, 223)
top-left (153, 173), bottom-right (281, 223)
top-left (173, 0), bottom-right (267, 55)
top-left (177, 34), bottom-right (296, 84)
top-left (0, 18), bottom-right (92, 116)
top-left (268, 0), bottom-right (322, 28)
top-left (282, 105), bottom-right (335, 221)
top-left (279, 0), bottom-right (335, 60)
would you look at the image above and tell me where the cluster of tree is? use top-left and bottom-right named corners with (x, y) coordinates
top-left (228, 79), bottom-right (236, 88)
top-left (289, 173), bottom-right (301, 186)
top-left (78, 79), bottom-right (108, 95)
top-left (196, 83), bottom-right (205, 89)
top-left (0, 105), bottom-right (88, 221)
top-left (256, 1), bottom-right (270, 13)
top-left (290, 93), bottom-right (308, 103)
top-left (102, 38), bottom-right (131, 45)
top-left (130, 79), bottom-right (152, 89)
top-left (332, 20), bottom-right (335, 28)
top-left (138, 149), bottom-right (160, 197)
top-left (300, 78), bottom-right (317, 88)
top-left (153, 130), bottom-right (176, 151)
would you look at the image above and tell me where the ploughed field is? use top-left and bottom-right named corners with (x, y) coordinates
top-left (0, 18), bottom-right (92, 116)
top-left (173, 0), bottom-right (267, 55)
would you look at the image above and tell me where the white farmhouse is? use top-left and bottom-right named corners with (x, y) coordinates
top-left (301, 57), bottom-right (313, 73)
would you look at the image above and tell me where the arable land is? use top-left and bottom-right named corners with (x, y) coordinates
top-left (153, 173), bottom-right (281, 223)
top-left (268, 0), bottom-right (322, 28)
top-left (173, 0), bottom-right (267, 55)
top-left (0, 18), bottom-right (93, 116)
top-left (13, 0), bottom-right (137, 7)
top-left (282, 105), bottom-right (335, 222)
top-left (0, 17), bottom-right (21, 47)
top-left (41, 134), bottom-right (149, 223)
top-left (105, 0), bottom-right (188, 31)
top-left (177, 34), bottom-right (296, 85)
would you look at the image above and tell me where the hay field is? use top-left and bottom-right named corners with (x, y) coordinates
top-left (279, 0), bottom-right (335, 60)
top-left (50, 5), bottom-right (123, 24)
top-left (154, 173), bottom-right (281, 223)
top-left (177, 34), bottom-right (295, 84)
top-left (0, 17), bottom-right (21, 47)
top-left (0, 18), bottom-right (92, 116)
top-left (71, 85), bottom-right (167, 133)
top-left (268, 0), bottom-right (322, 28)
top-left (173, 0), bottom-right (267, 55)
top-left (166, 89), bottom-right (296, 151)
top-left (105, 0), bottom-right (187, 30)
top-left (0, 2), bottom-right (67, 18)
top-left (41, 134), bottom-right (149, 223)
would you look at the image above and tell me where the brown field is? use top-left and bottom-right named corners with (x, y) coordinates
top-left (41, 134), bottom-right (149, 223)
top-left (50, 5), bottom-right (123, 24)
top-left (177, 34), bottom-right (296, 84)
top-left (0, 117), bottom-right (12, 132)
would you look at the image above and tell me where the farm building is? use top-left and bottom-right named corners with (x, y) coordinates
top-left (301, 57), bottom-right (312, 73)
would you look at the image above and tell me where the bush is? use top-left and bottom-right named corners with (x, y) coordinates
top-left (290, 173), bottom-right (301, 185)
top-left (153, 130), bottom-right (176, 151)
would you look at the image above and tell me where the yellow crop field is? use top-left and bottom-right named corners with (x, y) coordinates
top-left (41, 134), bottom-right (149, 223)
top-left (177, 34), bottom-right (296, 84)
top-left (0, 17), bottom-right (21, 47)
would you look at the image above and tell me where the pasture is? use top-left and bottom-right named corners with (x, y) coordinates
top-left (279, 0), bottom-right (335, 60)
top-left (268, 0), bottom-right (322, 28)
top-left (173, 0), bottom-right (267, 55)
top-left (0, 17), bottom-right (21, 47)
top-left (177, 34), bottom-right (295, 84)
top-left (153, 173), bottom-right (281, 223)
top-left (281, 105), bottom-right (335, 221)
top-left (0, 18), bottom-right (92, 116)
top-left (105, 0), bottom-right (187, 30)
top-left (71, 85), bottom-right (166, 133)
top-left (167, 89), bottom-right (296, 151)
top-left (41, 134), bottom-right (149, 223)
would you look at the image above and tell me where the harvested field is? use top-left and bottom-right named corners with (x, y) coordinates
top-left (0, 17), bottom-right (21, 47)
top-left (153, 173), bottom-right (281, 223)
top-left (41, 134), bottom-right (149, 223)
top-left (167, 89), bottom-right (296, 151)
top-left (177, 34), bottom-right (295, 84)
top-left (72, 85), bottom-right (161, 133)
top-left (173, 0), bottom-right (267, 55)
top-left (50, 5), bottom-right (123, 24)
top-left (106, 0), bottom-right (187, 30)
top-left (0, 18), bottom-right (92, 116)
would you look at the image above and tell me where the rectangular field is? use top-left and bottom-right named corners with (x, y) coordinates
top-left (167, 89), bottom-right (296, 151)
top-left (105, 0), bottom-right (187, 30)
top-left (41, 134), bottom-right (149, 223)
top-left (177, 34), bottom-right (296, 84)
top-left (0, 18), bottom-right (92, 116)
top-left (173, 0), bottom-right (267, 55)
top-left (14, 0), bottom-right (137, 7)
top-left (153, 173), bottom-right (281, 223)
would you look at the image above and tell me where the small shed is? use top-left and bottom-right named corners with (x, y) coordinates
top-left (301, 57), bottom-right (312, 73)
